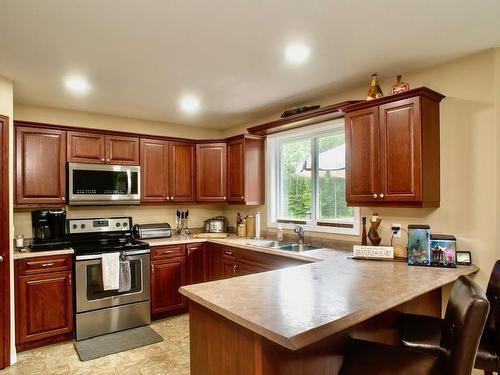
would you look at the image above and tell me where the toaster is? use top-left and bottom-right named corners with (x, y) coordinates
top-left (203, 216), bottom-right (228, 233)
top-left (132, 223), bottom-right (172, 239)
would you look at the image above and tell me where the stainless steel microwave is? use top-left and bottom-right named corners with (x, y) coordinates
top-left (68, 163), bottom-right (140, 205)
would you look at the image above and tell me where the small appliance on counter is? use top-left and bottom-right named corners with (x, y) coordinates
top-left (30, 209), bottom-right (70, 251)
top-left (133, 223), bottom-right (172, 239)
top-left (203, 216), bottom-right (228, 233)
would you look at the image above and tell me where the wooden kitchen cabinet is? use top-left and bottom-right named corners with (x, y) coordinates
top-left (186, 243), bottom-right (208, 285)
top-left (15, 255), bottom-right (73, 351)
top-left (140, 139), bottom-right (195, 203)
top-left (169, 142), bottom-right (196, 202)
top-left (67, 131), bottom-right (106, 163)
top-left (151, 256), bottom-right (186, 316)
top-left (344, 87), bottom-right (444, 207)
top-left (227, 135), bottom-right (265, 205)
top-left (196, 142), bottom-right (227, 202)
top-left (140, 138), bottom-right (169, 202)
top-left (67, 131), bottom-right (139, 165)
top-left (16, 126), bottom-right (67, 205)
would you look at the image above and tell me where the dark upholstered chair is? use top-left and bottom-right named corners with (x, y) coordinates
top-left (339, 275), bottom-right (489, 375)
top-left (401, 261), bottom-right (500, 374)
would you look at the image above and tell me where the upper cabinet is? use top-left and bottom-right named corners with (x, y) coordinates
top-left (345, 88), bottom-right (444, 207)
top-left (16, 127), bottom-right (67, 205)
top-left (196, 143), bottom-right (227, 202)
top-left (67, 131), bottom-right (139, 165)
top-left (227, 135), bottom-right (265, 205)
top-left (140, 138), bottom-right (169, 203)
top-left (140, 139), bottom-right (195, 203)
top-left (169, 142), bottom-right (196, 202)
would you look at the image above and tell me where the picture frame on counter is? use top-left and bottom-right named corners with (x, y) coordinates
top-left (456, 251), bottom-right (472, 266)
top-left (352, 245), bottom-right (394, 260)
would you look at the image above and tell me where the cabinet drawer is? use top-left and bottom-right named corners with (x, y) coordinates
top-left (222, 247), bottom-right (238, 260)
top-left (151, 245), bottom-right (185, 260)
top-left (18, 255), bottom-right (73, 276)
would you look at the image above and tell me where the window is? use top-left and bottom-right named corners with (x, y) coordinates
top-left (267, 119), bottom-right (359, 235)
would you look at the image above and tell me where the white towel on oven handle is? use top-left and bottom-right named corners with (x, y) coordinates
top-left (101, 252), bottom-right (120, 290)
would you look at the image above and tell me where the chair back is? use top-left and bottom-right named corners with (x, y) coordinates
top-left (440, 275), bottom-right (489, 375)
top-left (485, 260), bottom-right (500, 352)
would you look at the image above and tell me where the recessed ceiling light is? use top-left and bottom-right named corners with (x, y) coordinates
top-left (180, 95), bottom-right (201, 113)
top-left (64, 75), bottom-right (90, 95)
top-left (285, 43), bottom-right (310, 64)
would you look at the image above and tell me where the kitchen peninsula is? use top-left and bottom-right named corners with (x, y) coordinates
top-left (180, 241), bottom-right (478, 375)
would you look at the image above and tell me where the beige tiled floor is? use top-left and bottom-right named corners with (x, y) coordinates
top-left (0, 315), bottom-right (190, 375)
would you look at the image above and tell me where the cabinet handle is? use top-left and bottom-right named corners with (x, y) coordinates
top-left (41, 263), bottom-right (54, 267)
top-left (379, 193), bottom-right (385, 199)
top-left (233, 264), bottom-right (237, 275)
top-left (151, 264), bottom-right (155, 273)
top-left (163, 251), bottom-right (173, 254)
top-left (167, 196), bottom-right (170, 200)
top-left (61, 197), bottom-right (65, 201)
top-left (101, 158), bottom-right (105, 162)
top-left (106, 158), bottom-right (110, 162)
top-left (223, 196), bottom-right (226, 200)
top-left (68, 274), bottom-right (72, 286)
top-left (171, 196), bottom-right (174, 200)
top-left (373, 194), bottom-right (378, 199)
top-left (241, 196), bottom-right (244, 199)
top-left (0, 255), bottom-right (4, 262)
top-left (224, 251), bottom-right (233, 256)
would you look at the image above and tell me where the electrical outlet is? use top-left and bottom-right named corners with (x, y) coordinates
top-left (392, 224), bottom-right (402, 238)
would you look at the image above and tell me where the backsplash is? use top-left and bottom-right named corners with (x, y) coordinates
top-left (14, 204), bottom-right (225, 238)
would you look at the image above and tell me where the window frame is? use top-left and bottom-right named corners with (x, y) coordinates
top-left (266, 119), bottom-right (360, 236)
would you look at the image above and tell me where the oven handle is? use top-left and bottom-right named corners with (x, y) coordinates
top-left (75, 249), bottom-right (150, 261)
top-left (127, 169), bottom-right (132, 196)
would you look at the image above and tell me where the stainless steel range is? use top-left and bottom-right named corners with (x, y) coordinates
top-left (68, 216), bottom-right (151, 341)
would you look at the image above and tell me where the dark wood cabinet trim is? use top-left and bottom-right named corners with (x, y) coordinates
top-left (246, 101), bottom-right (360, 135)
top-left (0, 115), bottom-right (10, 368)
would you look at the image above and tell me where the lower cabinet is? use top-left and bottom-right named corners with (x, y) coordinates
top-left (151, 256), bottom-right (186, 316)
top-left (15, 255), bottom-right (74, 351)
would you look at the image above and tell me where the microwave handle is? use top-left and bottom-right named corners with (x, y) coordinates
top-left (127, 169), bottom-right (132, 196)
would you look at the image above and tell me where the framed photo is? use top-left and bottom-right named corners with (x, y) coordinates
top-left (456, 251), bottom-right (472, 266)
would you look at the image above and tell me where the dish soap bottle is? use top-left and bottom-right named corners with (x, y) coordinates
top-left (277, 224), bottom-right (284, 243)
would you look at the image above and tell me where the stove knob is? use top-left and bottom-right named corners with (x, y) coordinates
top-left (81, 224), bottom-right (86, 229)
top-left (123, 222), bottom-right (128, 227)
top-left (116, 222), bottom-right (121, 227)
top-left (72, 224), bottom-right (77, 230)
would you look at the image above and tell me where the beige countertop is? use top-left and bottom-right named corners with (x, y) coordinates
top-left (14, 247), bottom-right (74, 259)
top-left (179, 239), bottom-right (479, 351)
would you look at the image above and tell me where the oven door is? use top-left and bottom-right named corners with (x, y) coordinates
top-left (75, 251), bottom-right (150, 313)
top-left (68, 163), bottom-right (140, 205)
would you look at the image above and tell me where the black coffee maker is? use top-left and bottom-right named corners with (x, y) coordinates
top-left (31, 210), bottom-right (69, 251)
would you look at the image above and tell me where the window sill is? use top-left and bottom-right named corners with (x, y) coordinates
top-left (268, 221), bottom-right (360, 236)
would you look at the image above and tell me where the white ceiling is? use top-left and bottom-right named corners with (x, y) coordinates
top-left (1, 0), bottom-right (499, 129)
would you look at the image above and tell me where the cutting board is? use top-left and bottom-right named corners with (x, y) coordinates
top-left (192, 233), bottom-right (229, 239)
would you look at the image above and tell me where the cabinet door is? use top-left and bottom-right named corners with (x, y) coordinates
top-left (227, 138), bottom-right (245, 202)
top-left (16, 271), bottom-right (73, 344)
top-left (379, 97), bottom-right (422, 202)
top-left (345, 107), bottom-right (380, 204)
top-left (16, 127), bottom-right (66, 205)
top-left (151, 258), bottom-right (186, 314)
top-left (140, 138), bottom-right (169, 202)
top-left (196, 143), bottom-right (227, 202)
top-left (106, 135), bottom-right (139, 165)
top-left (222, 258), bottom-right (238, 279)
top-left (67, 131), bottom-right (105, 164)
top-left (186, 243), bottom-right (208, 285)
top-left (237, 262), bottom-right (266, 276)
top-left (169, 142), bottom-right (196, 202)
top-left (208, 244), bottom-right (224, 281)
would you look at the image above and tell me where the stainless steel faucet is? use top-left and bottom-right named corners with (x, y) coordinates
top-left (294, 225), bottom-right (305, 245)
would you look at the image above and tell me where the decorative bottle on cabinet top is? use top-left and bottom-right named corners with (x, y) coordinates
top-left (366, 74), bottom-right (383, 100)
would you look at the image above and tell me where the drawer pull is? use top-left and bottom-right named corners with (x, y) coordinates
top-left (41, 263), bottom-right (55, 267)
top-left (224, 251), bottom-right (233, 256)
top-left (163, 251), bottom-right (174, 254)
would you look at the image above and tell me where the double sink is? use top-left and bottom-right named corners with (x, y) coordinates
top-left (246, 240), bottom-right (324, 252)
